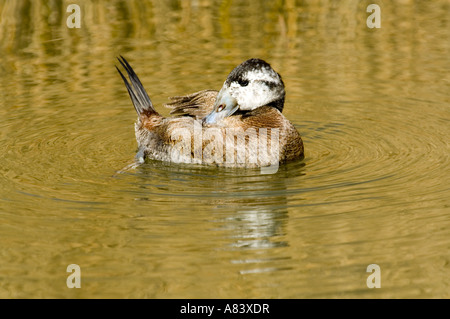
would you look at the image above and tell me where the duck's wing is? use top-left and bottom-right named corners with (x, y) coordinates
top-left (164, 90), bottom-right (218, 119)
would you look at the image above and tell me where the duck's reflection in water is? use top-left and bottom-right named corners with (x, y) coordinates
top-left (225, 208), bottom-right (288, 250)
top-left (211, 186), bottom-right (296, 275)
top-left (131, 160), bottom-right (305, 274)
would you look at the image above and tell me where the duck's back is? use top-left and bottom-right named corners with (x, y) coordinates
top-left (165, 90), bottom-right (218, 119)
top-left (136, 93), bottom-right (304, 167)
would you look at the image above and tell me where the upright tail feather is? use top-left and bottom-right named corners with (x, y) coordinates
top-left (116, 56), bottom-right (158, 116)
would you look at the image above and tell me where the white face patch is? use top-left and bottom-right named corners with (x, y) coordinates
top-left (227, 68), bottom-right (284, 111)
top-left (244, 68), bottom-right (279, 83)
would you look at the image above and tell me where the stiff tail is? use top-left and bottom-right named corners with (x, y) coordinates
top-left (116, 56), bottom-right (158, 116)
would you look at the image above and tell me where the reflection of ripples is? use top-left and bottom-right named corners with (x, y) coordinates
top-left (295, 98), bottom-right (449, 209)
top-left (0, 109), bottom-right (134, 205)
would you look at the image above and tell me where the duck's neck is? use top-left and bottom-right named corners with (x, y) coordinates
top-left (267, 97), bottom-right (284, 113)
top-left (234, 98), bottom-right (285, 118)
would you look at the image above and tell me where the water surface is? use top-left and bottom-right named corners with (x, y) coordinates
top-left (0, 0), bottom-right (449, 298)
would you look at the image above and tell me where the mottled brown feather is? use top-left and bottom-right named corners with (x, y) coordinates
top-left (164, 90), bottom-right (218, 119)
top-left (135, 103), bottom-right (304, 167)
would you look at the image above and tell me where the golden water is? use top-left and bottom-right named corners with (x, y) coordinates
top-left (0, 0), bottom-right (449, 298)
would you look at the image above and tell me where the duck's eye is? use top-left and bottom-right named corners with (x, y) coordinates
top-left (238, 79), bottom-right (249, 87)
top-left (217, 104), bottom-right (225, 112)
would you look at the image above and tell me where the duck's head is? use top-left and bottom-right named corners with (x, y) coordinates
top-left (203, 58), bottom-right (285, 125)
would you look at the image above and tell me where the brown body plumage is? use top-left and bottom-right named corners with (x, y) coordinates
top-left (117, 57), bottom-right (304, 168)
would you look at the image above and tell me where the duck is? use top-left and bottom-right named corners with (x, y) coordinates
top-left (116, 57), bottom-right (304, 168)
